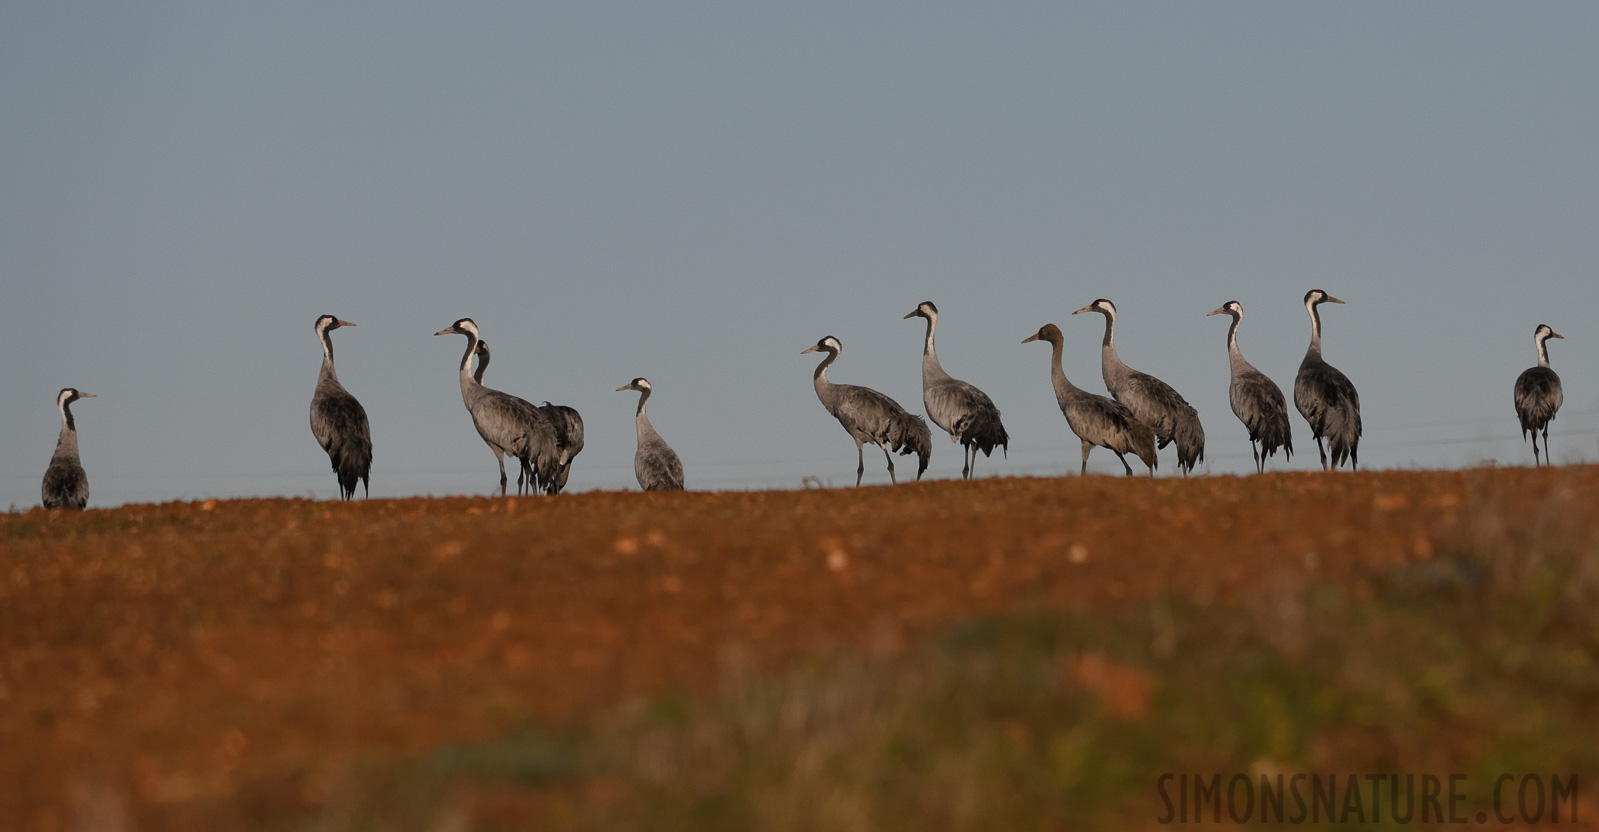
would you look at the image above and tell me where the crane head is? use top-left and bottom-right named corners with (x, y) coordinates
top-left (1207, 301), bottom-right (1243, 318)
top-left (1071, 299), bottom-right (1115, 317)
top-left (315, 314), bottom-right (356, 333)
top-left (57, 388), bottom-right (95, 407)
top-left (1536, 324), bottom-right (1564, 341)
top-left (434, 318), bottom-right (479, 338)
top-left (616, 378), bottom-right (652, 393)
top-left (1304, 289), bottom-right (1344, 306)
top-left (801, 336), bottom-right (842, 355)
top-left (1021, 324), bottom-right (1061, 345)
top-left (903, 301), bottom-right (937, 320)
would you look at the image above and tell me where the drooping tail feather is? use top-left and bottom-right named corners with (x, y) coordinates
top-left (1172, 408), bottom-right (1205, 474)
top-left (890, 412), bottom-right (933, 480)
top-left (958, 408), bottom-right (1009, 459)
top-left (331, 435), bottom-right (372, 500)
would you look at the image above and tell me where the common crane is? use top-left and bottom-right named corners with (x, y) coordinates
top-left (1207, 301), bottom-right (1293, 473)
top-left (1072, 299), bottom-right (1205, 474)
top-left (473, 340), bottom-right (584, 494)
top-left (1514, 324), bottom-right (1564, 467)
top-left (435, 318), bottom-right (558, 496)
top-left (1022, 324), bottom-right (1157, 476)
top-left (1293, 289), bottom-right (1362, 470)
top-left (41, 388), bottom-right (95, 509)
top-left (310, 315), bottom-right (372, 500)
top-left (803, 336), bottom-right (932, 487)
top-left (616, 377), bottom-right (685, 491)
top-left (903, 301), bottom-right (1008, 479)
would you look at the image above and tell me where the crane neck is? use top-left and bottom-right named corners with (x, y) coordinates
top-left (458, 332), bottom-right (484, 397)
top-left (1225, 314), bottom-right (1249, 370)
top-left (1536, 332), bottom-right (1554, 368)
top-left (473, 351), bottom-right (489, 384)
top-left (920, 313), bottom-right (948, 380)
top-left (318, 327), bottom-right (340, 383)
top-left (1305, 298), bottom-right (1323, 358)
top-left (54, 401), bottom-right (79, 460)
top-left (1047, 336), bottom-right (1079, 397)
top-left (634, 389), bottom-right (658, 439)
top-left (1096, 310), bottom-right (1125, 375)
top-left (812, 349), bottom-right (839, 406)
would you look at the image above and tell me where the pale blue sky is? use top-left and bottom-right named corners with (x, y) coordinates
top-left (4, 2), bottom-right (1596, 507)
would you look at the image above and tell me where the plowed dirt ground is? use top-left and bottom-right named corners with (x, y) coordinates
top-left (3, 467), bottom-right (1593, 829)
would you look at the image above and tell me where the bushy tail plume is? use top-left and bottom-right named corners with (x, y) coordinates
top-left (1173, 409), bottom-right (1205, 474)
top-left (959, 409), bottom-right (1010, 459)
top-left (332, 436), bottom-right (372, 500)
top-left (891, 412), bottom-right (933, 480)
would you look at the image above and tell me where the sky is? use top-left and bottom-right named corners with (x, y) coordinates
top-left (3, 2), bottom-right (1597, 508)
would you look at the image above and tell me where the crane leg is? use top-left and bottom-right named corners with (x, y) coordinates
top-left (960, 445), bottom-right (971, 480)
top-left (495, 452), bottom-right (508, 497)
top-left (856, 443), bottom-right (866, 487)
top-left (1113, 451), bottom-right (1133, 477)
top-left (1252, 441), bottom-right (1262, 474)
top-left (1532, 431), bottom-right (1543, 467)
top-left (882, 444), bottom-right (897, 485)
top-left (1544, 427), bottom-right (1552, 467)
top-left (1081, 440), bottom-right (1092, 476)
top-left (1315, 436), bottom-right (1328, 471)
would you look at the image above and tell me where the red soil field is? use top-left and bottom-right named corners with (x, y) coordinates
top-left (3, 467), bottom-right (1590, 829)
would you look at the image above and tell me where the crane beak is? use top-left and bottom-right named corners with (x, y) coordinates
top-left (1550, 331), bottom-right (1565, 340)
top-left (801, 346), bottom-right (818, 354)
top-left (338, 320), bottom-right (357, 327)
top-left (615, 385), bottom-right (629, 392)
top-left (902, 310), bottom-right (919, 319)
top-left (433, 328), bottom-right (453, 336)
top-left (79, 393), bottom-right (97, 398)
top-left (1021, 333), bottom-right (1039, 344)
top-left (1071, 305), bottom-right (1094, 315)
top-left (1323, 296), bottom-right (1345, 305)
top-left (1206, 307), bottom-right (1226, 316)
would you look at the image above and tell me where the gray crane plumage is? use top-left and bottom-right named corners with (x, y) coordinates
top-left (617, 378), bottom-right (685, 491)
top-left (803, 336), bottom-right (932, 487)
top-left (1208, 301), bottom-right (1293, 473)
top-left (904, 301), bottom-right (1009, 479)
top-left (1514, 324), bottom-right (1564, 467)
top-left (41, 388), bottom-right (95, 509)
top-left (309, 315), bottom-right (372, 500)
top-left (472, 340), bottom-right (583, 494)
top-left (538, 403), bottom-right (585, 494)
top-left (1022, 324), bottom-right (1157, 476)
top-left (436, 319), bottom-right (559, 496)
top-left (1293, 289), bottom-right (1362, 471)
top-left (1072, 299), bottom-right (1205, 475)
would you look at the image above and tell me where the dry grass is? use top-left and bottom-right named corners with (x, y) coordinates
top-left (5, 467), bottom-right (1599, 829)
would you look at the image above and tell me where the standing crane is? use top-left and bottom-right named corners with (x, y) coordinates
top-left (473, 340), bottom-right (584, 494)
top-left (1207, 301), bottom-right (1293, 473)
top-left (1022, 324), bottom-right (1157, 476)
top-left (435, 318), bottom-right (558, 496)
top-left (803, 336), bottom-right (932, 487)
top-left (616, 377), bottom-right (685, 491)
top-left (1072, 299), bottom-right (1206, 475)
top-left (903, 301), bottom-right (1009, 479)
top-left (1293, 289), bottom-right (1362, 471)
top-left (1514, 324), bottom-right (1564, 467)
top-left (41, 388), bottom-right (95, 509)
top-left (309, 315), bottom-right (372, 500)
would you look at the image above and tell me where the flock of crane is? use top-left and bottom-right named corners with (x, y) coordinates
top-left (37, 293), bottom-right (1568, 509)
